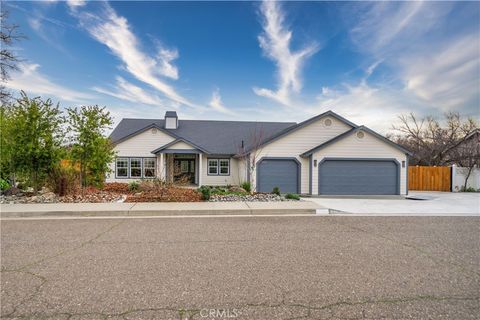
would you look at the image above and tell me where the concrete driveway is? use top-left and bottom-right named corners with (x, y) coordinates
top-left (306, 192), bottom-right (480, 215)
top-left (1, 216), bottom-right (479, 319)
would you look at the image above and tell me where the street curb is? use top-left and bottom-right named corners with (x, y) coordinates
top-left (0, 201), bottom-right (320, 218)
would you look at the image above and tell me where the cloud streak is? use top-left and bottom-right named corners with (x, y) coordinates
top-left (93, 76), bottom-right (168, 107)
top-left (5, 63), bottom-right (94, 102)
top-left (208, 88), bottom-right (236, 115)
top-left (71, 3), bottom-right (198, 108)
top-left (253, 1), bottom-right (319, 106)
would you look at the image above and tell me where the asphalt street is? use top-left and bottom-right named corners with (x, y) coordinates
top-left (1, 216), bottom-right (479, 319)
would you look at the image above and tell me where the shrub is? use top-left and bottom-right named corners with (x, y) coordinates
top-left (198, 185), bottom-right (211, 200)
top-left (460, 186), bottom-right (479, 192)
top-left (0, 178), bottom-right (10, 191)
top-left (272, 186), bottom-right (280, 195)
top-left (48, 166), bottom-right (79, 196)
top-left (241, 181), bottom-right (251, 193)
top-left (128, 181), bottom-right (140, 192)
top-left (285, 193), bottom-right (300, 200)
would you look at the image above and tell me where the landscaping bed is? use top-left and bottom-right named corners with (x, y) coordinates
top-left (209, 193), bottom-right (295, 202)
top-left (1, 182), bottom-right (300, 204)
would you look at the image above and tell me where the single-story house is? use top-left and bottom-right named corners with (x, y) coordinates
top-left (107, 110), bottom-right (410, 195)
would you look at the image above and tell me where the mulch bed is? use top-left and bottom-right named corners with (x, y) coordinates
top-left (125, 187), bottom-right (202, 202)
top-left (102, 182), bottom-right (131, 193)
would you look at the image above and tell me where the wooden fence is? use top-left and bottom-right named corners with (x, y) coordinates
top-left (408, 166), bottom-right (451, 192)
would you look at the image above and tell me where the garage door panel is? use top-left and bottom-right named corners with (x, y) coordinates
top-left (319, 160), bottom-right (398, 195)
top-left (258, 159), bottom-right (299, 193)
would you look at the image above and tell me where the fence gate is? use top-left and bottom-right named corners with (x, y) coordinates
top-left (408, 166), bottom-right (451, 191)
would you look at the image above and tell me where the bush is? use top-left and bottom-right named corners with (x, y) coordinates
top-left (0, 178), bottom-right (10, 191)
top-left (285, 193), bottom-right (300, 200)
top-left (128, 181), bottom-right (140, 192)
top-left (241, 181), bottom-right (251, 193)
top-left (460, 186), bottom-right (479, 192)
top-left (272, 186), bottom-right (280, 195)
top-left (198, 185), bottom-right (211, 200)
top-left (48, 166), bottom-right (79, 196)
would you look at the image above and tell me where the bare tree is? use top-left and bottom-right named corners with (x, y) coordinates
top-left (391, 112), bottom-right (478, 166)
top-left (236, 125), bottom-right (266, 192)
top-left (1, 9), bottom-right (25, 104)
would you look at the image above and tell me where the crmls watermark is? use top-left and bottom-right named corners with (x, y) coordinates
top-left (199, 308), bottom-right (240, 318)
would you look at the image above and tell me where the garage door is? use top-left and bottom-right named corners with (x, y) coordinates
top-left (319, 159), bottom-right (398, 195)
top-left (258, 159), bottom-right (299, 193)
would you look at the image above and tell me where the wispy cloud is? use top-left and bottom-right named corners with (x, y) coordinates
top-left (208, 88), bottom-right (236, 115)
top-left (71, 3), bottom-right (198, 108)
top-left (5, 63), bottom-right (94, 102)
top-left (401, 33), bottom-right (479, 111)
top-left (27, 12), bottom-right (70, 54)
top-left (93, 76), bottom-right (169, 107)
top-left (67, 0), bottom-right (86, 10)
top-left (253, 1), bottom-right (319, 106)
top-left (314, 80), bottom-right (427, 133)
top-left (345, 1), bottom-right (480, 114)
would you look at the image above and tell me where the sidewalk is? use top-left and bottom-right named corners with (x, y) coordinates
top-left (305, 191), bottom-right (480, 215)
top-left (0, 201), bottom-right (320, 218)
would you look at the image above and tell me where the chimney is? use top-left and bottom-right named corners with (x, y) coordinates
top-left (164, 111), bottom-right (178, 129)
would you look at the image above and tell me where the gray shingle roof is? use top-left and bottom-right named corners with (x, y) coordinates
top-left (109, 118), bottom-right (296, 155)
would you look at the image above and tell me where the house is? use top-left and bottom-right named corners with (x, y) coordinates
top-left (107, 110), bottom-right (411, 195)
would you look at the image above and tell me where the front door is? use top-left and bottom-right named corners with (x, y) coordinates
top-left (173, 159), bottom-right (195, 184)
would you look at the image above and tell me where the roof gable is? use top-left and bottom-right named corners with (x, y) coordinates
top-left (151, 138), bottom-right (209, 154)
top-left (243, 110), bottom-right (358, 154)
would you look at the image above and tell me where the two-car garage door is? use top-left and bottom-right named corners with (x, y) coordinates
top-left (257, 158), bottom-right (399, 195)
top-left (318, 159), bottom-right (399, 195)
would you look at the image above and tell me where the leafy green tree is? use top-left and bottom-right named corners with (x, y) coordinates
top-left (6, 92), bottom-right (64, 192)
top-left (67, 105), bottom-right (115, 188)
top-left (0, 103), bottom-right (15, 181)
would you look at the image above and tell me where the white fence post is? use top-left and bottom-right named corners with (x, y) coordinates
top-left (451, 164), bottom-right (456, 192)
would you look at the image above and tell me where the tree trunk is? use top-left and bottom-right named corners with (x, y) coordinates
top-left (463, 166), bottom-right (474, 191)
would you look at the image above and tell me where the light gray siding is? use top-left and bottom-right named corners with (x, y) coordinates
top-left (252, 116), bottom-right (352, 193)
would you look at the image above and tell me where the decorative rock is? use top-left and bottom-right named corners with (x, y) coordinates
top-left (209, 193), bottom-right (297, 202)
top-left (228, 186), bottom-right (247, 193)
top-left (3, 187), bottom-right (21, 196)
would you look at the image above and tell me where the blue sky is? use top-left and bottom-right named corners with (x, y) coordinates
top-left (4, 1), bottom-right (480, 132)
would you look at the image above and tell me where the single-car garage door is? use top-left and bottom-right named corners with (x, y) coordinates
top-left (258, 158), bottom-right (299, 193)
top-left (319, 159), bottom-right (399, 195)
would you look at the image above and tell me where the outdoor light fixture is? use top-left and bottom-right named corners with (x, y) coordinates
top-left (314, 160), bottom-right (317, 167)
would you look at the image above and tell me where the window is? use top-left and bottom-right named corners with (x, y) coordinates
top-left (115, 157), bottom-right (157, 178)
top-left (143, 158), bottom-right (156, 178)
top-left (130, 158), bottom-right (142, 178)
top-left (208, 159), bottom-right (218, 175)
top-left (180, 161), bottom-right (189, 173)
top-left (208, 158), bottom-right (230, 176)
top-left (116, 158), bottom-right (128, 177)
top-left (219, 159), bottom-right (229, 175)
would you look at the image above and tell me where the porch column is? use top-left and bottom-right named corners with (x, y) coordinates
top-left (198, 153), bottom-right (203, 186)
top-left (159, 153), bottom-right (165, 181)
